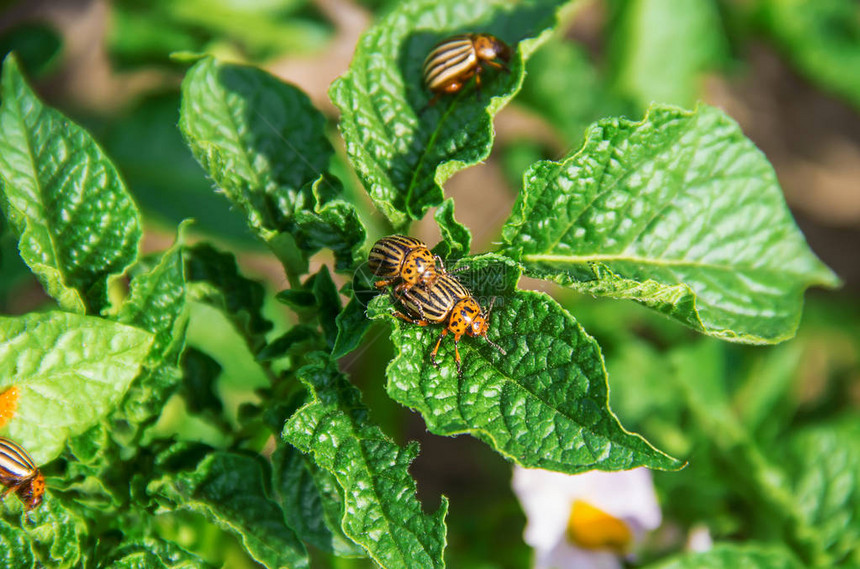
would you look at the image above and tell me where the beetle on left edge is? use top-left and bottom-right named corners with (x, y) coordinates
top-left (0, 436), bottom-right (45, 511)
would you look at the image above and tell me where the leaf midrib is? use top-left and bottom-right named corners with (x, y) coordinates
top-left (401, 298), bottom-right (666, 468)
top-left (6, 82), bottom-right (67, 286)
top-left (192, 63), bottom-right (267, 226)
top-left (522, 252), bottom-right (815, 280)
top-left (541, 113), bottom-right (691, 254)
top-left (403, 94), bottom-right (462, 218)
top-left (294, 384), bottom-right (439, 568)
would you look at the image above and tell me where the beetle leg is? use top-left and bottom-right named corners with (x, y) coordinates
top-left (2, 482), bottom-right (22, 500)
top-left (443, 80), bottom-right (463, 94)
top-left (454, 338), bottom-right (462, 377)
top-left (393, 281), bottom-right (409, 299)
top-left (474, 68), bottom-right (483, 101)
top-left (394, 285), bottom-right (427, 321)
top-left (398, 289), bottom-right (428, 321)
top-left (430, 328), bottom-right (449, 367)
top-left (374, 277), bottom-right (395, 290)
top-left (393, 311), bottom-right (428, 327)
top-left (484, 59), bottom-right (510, 73)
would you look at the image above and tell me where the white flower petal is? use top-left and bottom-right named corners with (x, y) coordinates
top-left (536, 539), bottom-right (624, 569)
top-left (512, 467), bottom-right (571, 549)
top-left (686, 525), bottom-right (713, 552)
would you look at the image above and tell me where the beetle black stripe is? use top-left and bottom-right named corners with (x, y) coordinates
top-left (425, 56), bottom-right (477, 87)
top-left (0, 437), bottom-right (36, 479)
top-left (423, 38), bottom-right (472, 67)
top-left (425, 52), bottom-right (475, 85)
top-left (424, 44), bottom-right (473, 73)
top-left (437, 275), bottom-right (468, 300)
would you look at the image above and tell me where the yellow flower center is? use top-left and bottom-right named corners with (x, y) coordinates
top-left (566, 499), bottom-right (633, 553)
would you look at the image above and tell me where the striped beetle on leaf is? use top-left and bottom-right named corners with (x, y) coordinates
top-left (393, 272), bottom-right (506, 376)
top-left (368, 234), bottom-right (442, 300)
top-left (0, 436), bottom-right (45, 511)
top-left (423, 33), bottom-right (512, 106)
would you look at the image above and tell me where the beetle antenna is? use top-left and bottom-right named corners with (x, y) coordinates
top-left (485, 296), bottom-right (496, 316)
top-left (482, 297), bottom-right (506, 355)
top-left (484, 335), bottom-right (507, 355)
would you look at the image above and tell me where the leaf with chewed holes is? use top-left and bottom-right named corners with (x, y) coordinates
top-left (284, 354), bottom-right (448, 569)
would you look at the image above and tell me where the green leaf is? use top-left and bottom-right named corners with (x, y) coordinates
top-left (432, 198), bottom-right (471, 262)
top-left (502, 104), bottom-right (839, 343)
top-left (370, 254), bottom-right (679, 474)
top-left (331, 0), bottom-right (569, 226)
top-left (117, 227), bottom-right (188, 362)
top-left (180, 56), bottom-right (329, 237)
top-left (275, 265), bottom-right (343, 349)
top-left (110, 0), bottom-right (332, 67)
top-left (606, 0), bottom-right (728, 109)
top-left (648, 543), bottom-right (803, 569)
top-left (0, 518), bottom-right (36, 569)
top-left (310, 265), bottom-right (342, 349)
top-left (179, 57), bottom-right (364, 273)
top-left (667, 340), bottom-right (831, 566)
top-left (284, 355), bottom-right (448, 569)
top-left (758, 0), bottom-right (860, 110)
top-left (149, 450), bottom-right (309, 569)
top-left (258, 324), bottom-right (322, 362)
top-left (99, 92), bottom-right (255, 245)
top-left (733, 341), bottom-right (804, 435)
top-left (97, 538), bottom-right (213, 569)
top-left (0, 54), bottom-right (142, 313)
top-left (784, 417), bottom-right (860, 566)
top-left (332, 292), bottom-right (372, 359)
top-left (1, 494), bottom-right (87, 568)
top-left (112, 227), bottom-right (189, 428)
top-left (184, 243), bottom-right (272, 354)
top-left (0, 311), bottom-right (153, 463)
top-left (291, 174), bottom-right (366, 273)
top-left (272, 441), bottom-right (364, 557)
top-left (179, 347), bottom-right (224, 418)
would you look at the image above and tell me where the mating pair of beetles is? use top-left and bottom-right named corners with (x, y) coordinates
top-left (368, 235), bottom-right (506, 375)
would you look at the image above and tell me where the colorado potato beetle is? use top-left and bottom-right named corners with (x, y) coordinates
top-left (423, 33), bottom-right (512, 105)
top-left (368, 235), bottom-right (440, 296)
top-left (393, 272), bottom-right (506, 375)
top-left (0, 436), bottom-right (45, 511)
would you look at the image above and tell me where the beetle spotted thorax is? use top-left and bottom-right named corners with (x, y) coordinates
top-left (422, 33), bottom-right (512, 106)
top-left (368, 234), bottom-right (441, 295)
top-left (0, 436), bottom-right (46, 511)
